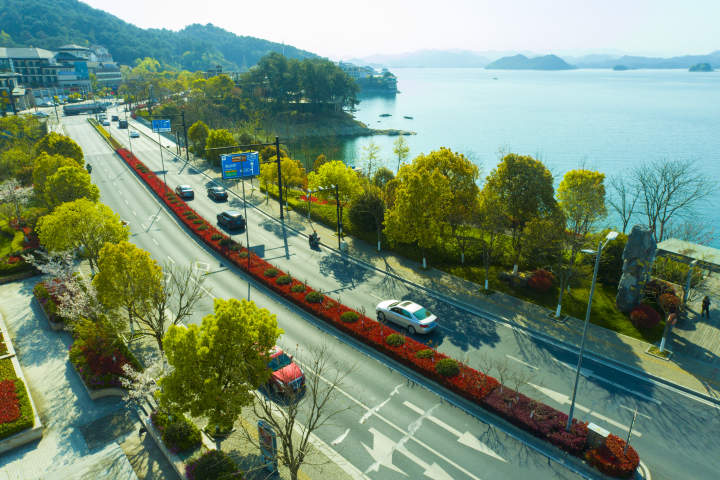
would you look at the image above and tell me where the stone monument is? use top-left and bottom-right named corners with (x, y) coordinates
top-left (616, 225), bottom-right (657, 313)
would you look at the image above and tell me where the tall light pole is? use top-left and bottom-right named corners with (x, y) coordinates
top-left (566, 230), bottom-right (618, 431)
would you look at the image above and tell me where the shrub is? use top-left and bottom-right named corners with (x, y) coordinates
top-left (0, 376), bottom-right (33, 440)
top-left (291, 283), bottom-right (306, 293)
top-left (340, 311), bottom-right (359, 323)
top-left (416, 349), bottom-right (434, 359)
top-left (436, 358), bottom-right (459, 377)
top-left (162, 418), bottom-right (201, 453)
top-left (264, 268), bottom-right (279, 278)
top-left (219, 238), bottom-right (233, 247)
top-left (0, 380), bottom-right (20, 424)
top-left (629, 304), bottom-right (661, 329)
top-left (229, 244), bottom-right (241, 252)
top-left (585, 434), bottom-right (639, 478)
top-left (658, 293), bottom-right (681, 314)
top-left (385, 333), bottom-right (405, 347)
top-left (237, 250), bottom-right (248, 258)
top-left (528, 269), bottom-right (554, 292)
top-left (305, 291), bottom-right (323, 303)
top-left (276, 275), bottom-right (292, 285)
top-left (643, 278), bottom-right (675, 300)
top-left (185, 449), bottom-right (238, 480)
top-left (197, 225), bottom-right (207, 231)
top-left (192, 219), bottom-right (203, 225)
top-left (211, 234), bottom-right (223, 241)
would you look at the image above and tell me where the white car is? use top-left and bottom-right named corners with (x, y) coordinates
top-left (129, 130), bottom-right (140, 138)
top-left (375, 300), bottom-right (438, 334)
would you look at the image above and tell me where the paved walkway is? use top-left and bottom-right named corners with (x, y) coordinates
top-left (0, 278), bottom-right (177, 480)
top-left (174, 150), bottom-right (720, 402)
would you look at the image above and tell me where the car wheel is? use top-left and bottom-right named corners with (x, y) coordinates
top-left (407, 325), bottom-right (416, 335)
top-left (377, 312), bottom-right (386, 323)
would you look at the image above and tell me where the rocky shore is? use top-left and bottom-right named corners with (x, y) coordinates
top-left (265, 112), bottom-right (415, 140)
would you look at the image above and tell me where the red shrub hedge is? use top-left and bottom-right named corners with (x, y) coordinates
top-left (0, 380), bottom-right (20, 424)
top-left (528, 269), bottom-right (554, 292)
top-left (658, 293), bottom-right (681, 314)
top-left (108, 141), bottom-right (639, 476)
top-left (629, 304), bottom-right (661, 329)
top-left (585, 434), bottom-right (639, 478)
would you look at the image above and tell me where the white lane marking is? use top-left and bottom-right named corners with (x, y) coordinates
top-left (638, 460), bottom-right (652, 480)
top-left (331, 428), bottom-right (350, 446)
top-left (297, 361), bottom-right (482, 480)
top-left (132, 210), bottom-right (137, 216)
top-left (166, 256), bottom-right (175, 264)
top-left (528, 383), bottom-right (642, 437)
top-left (152, 238), bottom-right (159, 246)
top-left (619, 405), bottom-right (652, 420)
top-left (369, 293), bottom-right (385, 300)
top-left (363, 427), bottom-right (407, 476)
top-left (124, 199), bottom-right (129, 205)
top-left (404, 401), bottom-right (506, 462)
top-left (360, 383), bottom-right (403, 424)
top-left (506, 354), bottom-right (539, 370)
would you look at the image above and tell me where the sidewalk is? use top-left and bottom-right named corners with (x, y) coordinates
top-left (130, 114), bottom-right (720, 402)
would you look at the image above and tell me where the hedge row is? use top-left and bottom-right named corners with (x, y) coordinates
top-left (0, 358), bottom-right (33, 440)
top-left (100, 124), bottom-right (639, 477)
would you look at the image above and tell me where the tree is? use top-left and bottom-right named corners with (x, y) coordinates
top-left (349, 183), bottom-right (386, 251)
top-left (187, 120), bottom-right (209, 157)
top-left (159, 298), bottom-right (283, 432)
top-left (135, 262), bottom-right (207, 353)
top-left (393, 135), bottom-right (410, 172)
top-left (260, 157), bottom-right (306, 210)
top-left (204, 129), bottom-right (235, 166)
top-left (554, 169), bottom-right (607, 317)
top-left (608, 175), bottom-right (639, 234)
top-left (307, 160), bottom-right (363, 227)
top-left (384, 165), bottom-right (449, 269)
top-left (372, 167), bottom-right (394, 189)
top-left (37, 199), bottom-right (129, 271)
top-left (477, 188), bottom-right (507, 290)
top-left (0, 179), bottom-right (32, 223)
top-left (313, 154), bottom-right (328, 172)
top-left (362, 141), bottom-right (381, 177)
top-left (484, 153), bottom-right (556, 274)
top-left (93, 241), bottom-right (162, 339)
top-left (34, 132), bottom-right (84, 164)
top-left (242, 343), bottom-right (353, 480)
top-left (44, 165), bottom-right (99, 209)
top-left (632, 159), bottom-right (716, 242)
top-left (32, 153), bottom-right (82, 197)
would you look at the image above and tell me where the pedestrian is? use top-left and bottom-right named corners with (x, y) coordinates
top-left (701, 295), bottom-right (711, 319)
top-left (139, 425), bottom-right (147, 436)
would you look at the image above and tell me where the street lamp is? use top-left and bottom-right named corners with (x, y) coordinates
top-left (306, 185), bottom-right (341, 249)
top-left (566, 230), bottom-right (618, 431)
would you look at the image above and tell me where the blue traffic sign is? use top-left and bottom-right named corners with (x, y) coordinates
top-left (151, 119), bottom-right (171, 133)
top-left (221, 152), bottom-right (260, 180)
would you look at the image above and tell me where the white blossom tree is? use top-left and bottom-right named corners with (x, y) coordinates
top-left (0, 179), bottom-right (33, 224)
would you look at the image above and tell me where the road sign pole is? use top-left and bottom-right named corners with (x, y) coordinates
top-left (241, 179), bottom-right (251, 272)
top-left (158, 131), bottom-right (166, 185)
top-left (275, 136), bottom-right (283, 220)
top-left (182, 111), bottom-right (190, 165)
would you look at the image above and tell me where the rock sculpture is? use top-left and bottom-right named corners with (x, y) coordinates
top-left (616, 225), bottom-right (657, 312)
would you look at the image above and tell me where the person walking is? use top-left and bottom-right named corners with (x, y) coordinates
top-left (701, 296), bottom-right (711, 319)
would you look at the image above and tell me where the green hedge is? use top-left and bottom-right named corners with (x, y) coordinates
top-left (151, 408), bottom-right (201, 453)
top-left (0, 359), bottom-right (34, 440)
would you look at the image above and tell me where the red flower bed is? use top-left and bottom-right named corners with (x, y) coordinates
top-left (528, 269), bottom-right (554, 293)
top-left (585, 434), bottom-right (639, 478)
top-left (108, 141), bottom-right (639, 476)
top-left (0, 380), bottom-right (21, 424)
top-left (629, 304), bottom-right (661, 329)
top-left (299, 194), bottom-right (328, 205)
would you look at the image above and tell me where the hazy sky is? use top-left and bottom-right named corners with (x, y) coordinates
top-left (81, 0), bottom-right (720, 59)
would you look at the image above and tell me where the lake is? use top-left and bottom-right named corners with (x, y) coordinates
top-left (295, 68), bottom-right (720, 247)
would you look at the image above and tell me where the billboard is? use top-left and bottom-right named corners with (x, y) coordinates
top-left (258, 420), bottom-right (277, 473)
top-left (151, 119), bottom-right (171, 133)
top-left (221, 151), bottom-right (260, 180)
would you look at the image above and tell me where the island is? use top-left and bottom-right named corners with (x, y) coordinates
top-left (485, 54), bottom-right (576, 70)
top-left (689, 63), bottom-right (713, 72)
top-left (613, 65), bottom-right (633, 71)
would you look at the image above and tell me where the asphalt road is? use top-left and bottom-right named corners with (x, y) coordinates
top-left (68, 109), bottom-right (720, 480)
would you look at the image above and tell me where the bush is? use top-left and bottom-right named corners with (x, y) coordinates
top-left (291, 283), bottom-right (306, 293)
top-left (629, 304), bottom-right (661, 329)
top-left (192, 219), bottom-right (203, 225)
top-left (643, 278), bottom-right (675, 300)
top-left (436, 358), bottom-right (460, 377)
top-left (219, 237), bottom-right (233, 247)
top-left (585, 434), bottom-right (639, 478)
top-left (385, 333), bottom-right (405, 347)
top-left (197, 225), bottom-right (207, 231)
top-left (528, 269), bottom-right (554, 293)
top-left (211, 234), bottom-right (223, 241)
top-left (151, 408), bottom-right (201, 453)
top-left (264, 268), bottom-right (279, 278)
top-left (658, 293), bottom-right (681, 314)
top-left (0, 376), bottom-right (33, 440)
top-left (276, 275), bottom-right (292, 285)
top-left (185, 449), bottom-right (239, 480)
top-left (416, 349), bottom-right (434, 359)
top-left (340, 311), bottom-right (359, 323)
top-left (305, 291), bottom-right (323, 303)
top-left (237, 250), bottom-right (248, 258)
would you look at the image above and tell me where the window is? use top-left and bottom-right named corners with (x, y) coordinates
top-left (268, 353), bottom-right (292, 371)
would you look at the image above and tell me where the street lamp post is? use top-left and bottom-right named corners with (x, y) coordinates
top-left (566, 231), bottom-right (618, 431)
top-left (306, 184), bottom-right (341, 249)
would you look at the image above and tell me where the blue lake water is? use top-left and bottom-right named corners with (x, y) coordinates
top-left (335, 68), bottom-right (720, 247)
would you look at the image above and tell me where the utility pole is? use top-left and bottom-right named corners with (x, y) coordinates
top-left (275, 136), bottom-right (284, 220)
top-left (335, 185), bottom-right (341, 250)
top-left (181, 111), bottom-right (190, 165)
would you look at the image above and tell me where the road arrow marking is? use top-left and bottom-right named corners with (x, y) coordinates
top-left (360, 383), bottom-right (403, 424)
top-left (404, 401), bottom-right (506, 462)
top-left (423, 462), bottom-right (456, 480)
top-left (506, 354), bottom-right (539, 370)
top-left (331, 428), bottom-right (350, 446)
top-left (362, 428), bottom-right (407, 475)
top-left (528, 383), bottom-right (642, 437)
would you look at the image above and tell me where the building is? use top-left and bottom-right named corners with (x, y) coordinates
top-left (0, 72), bottom-right (33, 112)
top-left (0, 47), bottom-right (60, 89)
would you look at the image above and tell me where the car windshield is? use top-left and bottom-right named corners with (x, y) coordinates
top-left (268, 353), bottom-right (292, 371)
top-left (413, 307), bottom-right (432, 319)
top-left (213, 187), bottom-right (225, 192)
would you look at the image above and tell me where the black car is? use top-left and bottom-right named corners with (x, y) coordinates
top-left (174, 185), bottom-right (194, 199)
top-left (217, 210), bottom-right (246, 230)
top-left (111, 115), bottom-right (119, 121)
top-left (208, 186), bottom-right (228, 201)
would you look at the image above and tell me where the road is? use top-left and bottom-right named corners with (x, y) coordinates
top-left (70, 109), bottom-right (720, 479)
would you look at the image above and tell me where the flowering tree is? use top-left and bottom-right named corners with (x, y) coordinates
top-left (121, 361), bottom-right (166, 408)
top-left (0, 179), bottom-right (33, 223)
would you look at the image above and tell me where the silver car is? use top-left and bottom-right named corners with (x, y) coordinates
top-left (375, 300), bottom-right (438, 334)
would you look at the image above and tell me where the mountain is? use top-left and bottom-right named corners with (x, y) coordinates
top-left (485, 54), bottom-right (576, 70)
top-left (573, 51), bottom-right (720, 69)
top-left (352, 50), bottom-right (489, 68)
top-left (0, 0), bottom-right (316, 69)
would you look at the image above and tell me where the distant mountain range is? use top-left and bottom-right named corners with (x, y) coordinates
top-left (353, 49), bottom-right (720, 70)
top-left (485, 54), bottom-right (575, 70)
top-left (0, 0), bottom-right (316, 69)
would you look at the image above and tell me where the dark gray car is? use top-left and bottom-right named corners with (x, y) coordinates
top-left (217, 210), bottom-right (245, 230)
top-left (208, 186), bottom-right (228, 201)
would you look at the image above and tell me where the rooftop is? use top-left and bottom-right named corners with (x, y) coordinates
top-left (0, 47), bottom-right (55, 60)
